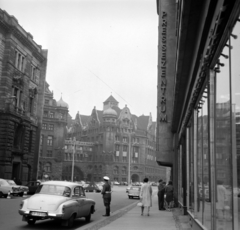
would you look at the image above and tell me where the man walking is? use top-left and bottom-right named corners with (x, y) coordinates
top-left (101, 176), bottom-right (112, 216)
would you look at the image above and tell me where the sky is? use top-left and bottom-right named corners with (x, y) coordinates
top-left (1, 0), bottom-right (159, 120)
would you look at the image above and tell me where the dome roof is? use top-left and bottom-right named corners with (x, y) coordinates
top-left (57, 96), bottom-right (68, 108)
top-left (103, 107), bottom-right (117, 117)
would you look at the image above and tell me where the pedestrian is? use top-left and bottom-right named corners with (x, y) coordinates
top-left (165, 181), bottom-right (174, 210)
top-left (158, 179), bottom-right (166, 210)
top-left (140, 178), bottom-right (152, 216)
top-left (101, 176), bottom-right (112, 217)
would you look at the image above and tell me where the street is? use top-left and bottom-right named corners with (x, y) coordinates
top-left (0, 186), bottom-right (138, 230)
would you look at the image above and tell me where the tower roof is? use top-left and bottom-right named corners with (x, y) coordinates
top-left (103, 95), bottom-right (118, 104)
top-left (103, 107), bottom-right (117, 117)
top-left (57, 96), bottom-right (68, 108)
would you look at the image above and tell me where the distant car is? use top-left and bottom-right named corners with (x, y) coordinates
top-left (0, 179), bottom-right (28, 197)
top-left (25, 181), bottom-right (41, 195)
top-left (19, 181), bottom-right (96, 227)
top-left (6, 180), bottom-right (29, 196)
top-left (84, 183), bottom-right (101, 193)
top-left (128, 186), bottom-right (141, 199)
top-left (113, 181), bottom-right (120, 185)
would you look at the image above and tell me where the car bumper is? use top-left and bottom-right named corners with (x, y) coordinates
top-left (19, 209), bottom-right (64, 220)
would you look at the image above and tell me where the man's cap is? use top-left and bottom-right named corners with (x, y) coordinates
top-left (103, 176), bottom-right (110, 181)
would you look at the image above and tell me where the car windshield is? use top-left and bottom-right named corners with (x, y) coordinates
top-left (7, 180), bottom-right (16, 185)
top-left (35, 184), bottom-right (71, 197)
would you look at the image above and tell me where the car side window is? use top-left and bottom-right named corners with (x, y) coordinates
top-left (79, 187), bottom-right (85, 196)
top-left (73, 187), bottom-right (80, 197)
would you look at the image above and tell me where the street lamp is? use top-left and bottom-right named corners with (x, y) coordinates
top-left (71, 137), bottom-right (76, 182)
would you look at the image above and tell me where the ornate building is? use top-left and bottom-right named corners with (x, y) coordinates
top-left (38, 82), bottom-right (68, 180)
top-left (0, 10), bottom-right (48, 183)
top-left (64, 95), bottom-right (166, 183)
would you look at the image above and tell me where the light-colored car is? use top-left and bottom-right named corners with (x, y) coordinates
top-left (19, 181), bottom-right (96, 227)
top-left (128, 186), bottom-right (141, 199)
top-left (0, 178), bottom-right (28, 197)
top-left (7, 180), bottom-right (29, 196)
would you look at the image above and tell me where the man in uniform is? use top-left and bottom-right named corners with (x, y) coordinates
top-left (101, 176), bottom-right (111, 216)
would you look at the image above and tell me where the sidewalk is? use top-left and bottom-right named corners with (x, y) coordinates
top-left (98, 193), bottom-right (183, 230)
top-left (80, 192), bottom-right (191, 230)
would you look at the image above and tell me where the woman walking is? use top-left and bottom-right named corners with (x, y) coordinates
top-left (140, 178), bottom-right (152, 216)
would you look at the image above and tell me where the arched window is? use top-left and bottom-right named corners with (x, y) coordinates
top-left (122, 166), bottom-right (127, 175)
top-left (44, 162), bottom-right (51, 172)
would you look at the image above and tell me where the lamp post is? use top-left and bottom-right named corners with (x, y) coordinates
top-left (71, 137), bottom-right (76, 182)
top-left (128, 134), bottom-right (131, 185)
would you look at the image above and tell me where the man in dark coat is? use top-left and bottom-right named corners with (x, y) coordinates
top-left (158, 180), bottom-right (166, 210)
top-left (101, 176), bottom-right (112, 216)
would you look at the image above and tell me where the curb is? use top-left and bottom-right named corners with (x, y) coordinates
top-left (78, 200), bottom-right (139, 230)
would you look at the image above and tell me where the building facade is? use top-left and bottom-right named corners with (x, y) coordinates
top-left (65, 95), bottom-right (166, 183)
top-left (0, 9), bottom-right (47, 184)
top-left (156, 0), bottom-right (240, 229)
top-left (38, 82), bottom-right (68, 181)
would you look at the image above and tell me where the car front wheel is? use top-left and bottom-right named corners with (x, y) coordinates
top-left (27, 219), bottom-right (36, 225)
top-left (85, 212), bottom-right (91, 222)
top-left (67, 214), bottom-right (75, 228)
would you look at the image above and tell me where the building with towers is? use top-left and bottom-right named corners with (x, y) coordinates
top-left (63, 95), bottom-right (166, 183)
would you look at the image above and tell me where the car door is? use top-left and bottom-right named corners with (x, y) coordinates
top-left (79, 187), bottom-right (89, 215)
top-left (72, 186), bottom-right (84, 217)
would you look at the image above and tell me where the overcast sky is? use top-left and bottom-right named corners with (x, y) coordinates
top-left (1, 0), bottom-right (158, 120)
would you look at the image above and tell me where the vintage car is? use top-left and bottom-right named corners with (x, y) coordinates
top-left (84, 182), bottom-right (102, 193)
top-left (0, 178), bottom-right (28, 197)
top-left (19, 181), bottom-right (96, 227)
top-left (7, 180), bottom-right (29, 196)
top-left (25, 180), bottom-right (41, 195)
top-left (128, 186), bottom-right (141, 199)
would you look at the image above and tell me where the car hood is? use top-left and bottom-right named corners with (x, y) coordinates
top-left (27, 194), bottom-right (70, 211)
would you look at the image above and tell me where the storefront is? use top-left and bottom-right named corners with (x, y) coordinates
top-left (156, 0), bottom-right (240, 229)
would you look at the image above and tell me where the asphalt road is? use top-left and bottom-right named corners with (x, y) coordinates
top-left (0, 186), bottom-right (138, 230)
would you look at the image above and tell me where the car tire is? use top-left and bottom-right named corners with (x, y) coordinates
top-left (19, 192), bottom-right (24, 197)
top-left (85, 211), bottom-right (91, 222)
top-left (0, 191), bottom-right (3, 198)
top-left (67, 214), bottom-right (75, 228)
top-left (27, 219), bottom-right (36, 225)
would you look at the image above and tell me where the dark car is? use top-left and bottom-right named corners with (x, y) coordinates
top-left (26, 181), bottom-right (41, 195)
top-left (84, 183), bottom-right (101, 193)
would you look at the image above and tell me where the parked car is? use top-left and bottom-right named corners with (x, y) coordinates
top-left (25, 181), bottom-right (41, 195)
top-left (6, 180), bottom-right (29, 196)
top-left (0, 179), bottom-right (28, 197)
top-left (84, 183), bottom-right (101, 193)
top-left (19, 181), bottom-right (96, 227)
top-left (113, 181), bottom-right (120, 185)
top-left (128, 186), bottom-right (141, 199)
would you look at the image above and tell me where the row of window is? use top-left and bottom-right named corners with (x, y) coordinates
top-left (15, 49), bottom-right (40, 84)
top-left (42, 124), bottom-right (54, 130)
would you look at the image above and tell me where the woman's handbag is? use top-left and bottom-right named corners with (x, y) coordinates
top-left (137, 202), bottom-right (143, 207)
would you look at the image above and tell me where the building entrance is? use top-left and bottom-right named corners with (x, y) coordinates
top-left (12, 162), bottom-right (21, 183)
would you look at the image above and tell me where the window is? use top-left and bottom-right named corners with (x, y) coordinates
top-left (123, 145), bottom-right (128, 152)
top-left (47, 150), bottom-right (52, 157)
top-left (43, 111), bottom-right (48, 117)
top-left (49, 124), bottom-right (54, 131)
top-left (115, 136), bottom-right (119, 141)
top-left (29, 96), bottom-right (34, 114)
top-left (45, 99), bottom-right (49, 105)
top-left (122, 166), bottom-right (126, 175)
top-left (40, 135), bottom-right (43, 145)
top-left (15, 50), bottom-right (25, 72)
top-left (12, 87), bottom-right (21, 108)
top-left (42, 123), bottom-right (47, 130)
top-left (113, 166), bottom-right (119, 175)
top-left (44, 163), bottom-right (51, 172)
top-left (123, 137), bottom-right (127, 143)
top-left (47, 136), bottom-right (53, 146)
top-left (49, 112), bottom-right (54, 118)
top-left (39, 148), bottom-right (42, 157)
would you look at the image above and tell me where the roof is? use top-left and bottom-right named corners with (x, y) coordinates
top-left (103, 95), bottom-right (118, 104)
top-left (41, 180), bottom-right (81, 187)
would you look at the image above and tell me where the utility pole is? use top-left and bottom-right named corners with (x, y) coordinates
top-left (128, 134), bottom-right (131, 185)
top-left (71, 137), bottom-right (76, 182)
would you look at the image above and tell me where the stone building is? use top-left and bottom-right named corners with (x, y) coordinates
top-left (38, 82), bottom-right (68, 180)
top-left (65, 95), bottom-right (166, 183)
top-left (0, 9), bottom-right (47, 183)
